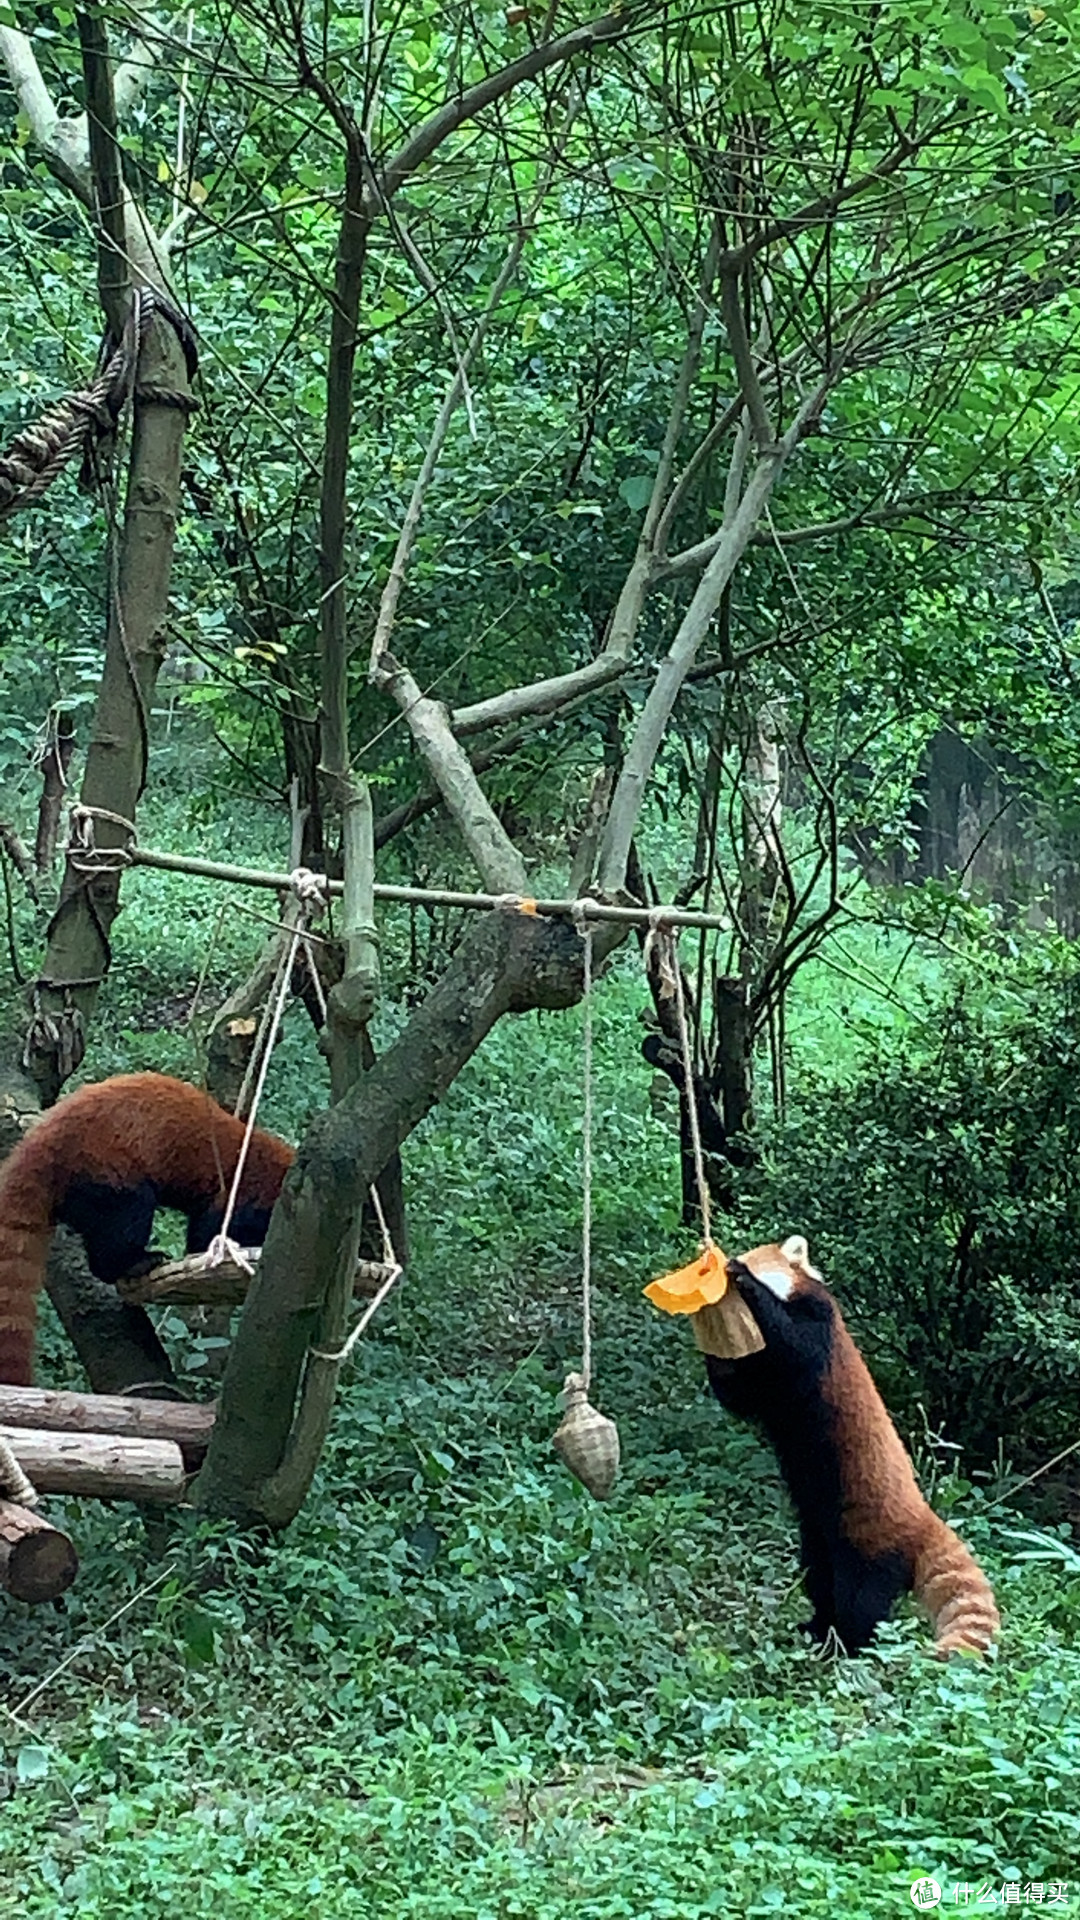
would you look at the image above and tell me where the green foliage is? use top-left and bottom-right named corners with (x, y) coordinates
top-left (3, 925), bottom-right (1080, 1914)
top-left (745, 938), bottom-right (1080, 1462)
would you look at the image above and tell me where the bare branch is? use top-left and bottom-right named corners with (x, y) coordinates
top-left (719, 271), bottom-right (775, 453)
top-left (597, 369), bottom-right (834, 896)
top-left (77, 10), bottom-right (130, 336)
top-left (373, 655), bottom-right (527, 892)
top-left (368, 194), bottom-right (545, 675)
top-left (605, 216), bottom-right (724, 662)
top-left (453, 655), bottom-right (626, 740)
top-left (0, 24), bottom-right (88, 199)
top-left (378, 8), bottom-right (633, 206)
top-left (715, 125), bottom-right (925, 275)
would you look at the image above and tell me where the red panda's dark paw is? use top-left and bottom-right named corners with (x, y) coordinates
top-left (120, 1248), bottom-right (168, 1280)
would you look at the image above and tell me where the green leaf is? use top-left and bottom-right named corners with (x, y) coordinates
top-left (16, 1746), bottom-right (50, 1783)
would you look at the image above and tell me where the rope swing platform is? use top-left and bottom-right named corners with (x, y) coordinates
top-left (0, 812), bottom-right (767, 1601)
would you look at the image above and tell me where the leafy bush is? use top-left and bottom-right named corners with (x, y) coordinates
top-left (742, 950), bottom-right (1080, 1464)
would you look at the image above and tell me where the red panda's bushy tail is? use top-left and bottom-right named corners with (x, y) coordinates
top-left (0, 1222), bottom-right (52, 1385)
top-left (913, 1513), bottom-right (1000, 1657)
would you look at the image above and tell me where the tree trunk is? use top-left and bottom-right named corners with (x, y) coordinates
top-left (28, 312), bottom-right (191, 1104)
top-left (195, 907), bottom-right (598, 1525)
top-left (44, 1228), bottom-right (177, 1394)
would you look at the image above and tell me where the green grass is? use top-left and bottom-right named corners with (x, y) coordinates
top-left (2, 797), bottom-right (1079, 1916)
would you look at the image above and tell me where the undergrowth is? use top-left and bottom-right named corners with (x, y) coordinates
top-left (1, 796), bottom-right (1078, 1916)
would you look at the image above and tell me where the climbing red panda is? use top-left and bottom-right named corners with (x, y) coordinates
top-left (0, 1072), bottom-right (294, 1385)
top-left (706, 1235), bottom-right (1000, 1658)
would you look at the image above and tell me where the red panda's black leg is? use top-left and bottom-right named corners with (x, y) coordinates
top-left (798, 1522), bottom-right (837, 1642)
top-left (829, 1544), bottom-right (911, 1653)
top-left (60, 1178), bottom-right (160, 1285)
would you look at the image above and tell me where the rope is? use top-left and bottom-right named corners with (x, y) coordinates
top-left (204, 861), bottom-right (401, 1366)
top-left (308, 1253), bottom-right (404, 1367)
top-left (0, 1434), bottom-right (38, 1508)
top-left (571, 901), bottom-right (594, 1391)
top-left (66, 802), bottom-right (137, 875)
top-left (648, 917), bottom-right (714, 1253)
top-left (309, 1177), bottom-right (403, 1365)
top-left (0, 288), bottom-right (155, 522)
top-left (208, 870), bottom-right (327, 1269)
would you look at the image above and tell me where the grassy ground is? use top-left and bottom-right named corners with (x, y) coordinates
top-left (1, 792), bottom-right (1078, 1917)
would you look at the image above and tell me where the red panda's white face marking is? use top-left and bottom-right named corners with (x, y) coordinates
top-left (735, 1235), bottom-right (821, 1302)
top-left (780, 1235), bottom-right (822, 1283)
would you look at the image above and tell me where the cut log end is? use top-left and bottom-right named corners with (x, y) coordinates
top-left (0, 1499), bottom-right (78, 1602)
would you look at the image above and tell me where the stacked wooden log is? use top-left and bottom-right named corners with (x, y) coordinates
top-left (0, 1385), bottom-right (216, 1604)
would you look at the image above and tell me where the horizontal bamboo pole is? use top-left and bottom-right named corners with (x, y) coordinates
top-left (127, 845), bottom-right (730, 932)
top-left (0, 1500), bottom-right (79, 1603)
top-left (0, 1425), bottom-right (187, 1503)
top-left (0, 1385), bottom-right (215, 1469)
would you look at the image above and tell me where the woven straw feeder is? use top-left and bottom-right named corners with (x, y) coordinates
top-left (553, 1371), bottom-right (620, 1500)
top-left (644, 1244), bottom-right (764, 1359)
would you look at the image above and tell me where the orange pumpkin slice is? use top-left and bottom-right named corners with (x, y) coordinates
top-left (644, 1243), bottom-right (729, 1315)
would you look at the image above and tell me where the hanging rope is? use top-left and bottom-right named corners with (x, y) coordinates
top-left (642, 916), bottom-right (765, 1359)
top-left (663, 922), bottom-right (715, 1254)
top-left (0, 1434), bottom-right (38, 1508)
top-left (309, 1183), bottom-right (403, 1367)
top-left (574, 900), bottom-right (594, 1391)
top-left (0, 288), bottom-right (156, 522)
top-left (208, 869), bottom-right (326, 1271)
top-left (551, 902), bottom-right (619, 1500)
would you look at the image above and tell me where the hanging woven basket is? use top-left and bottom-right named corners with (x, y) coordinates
top-left (644, 1244), bottom-right (765, 1359)
top-left (553, 1370), bottom-right (620, 1500)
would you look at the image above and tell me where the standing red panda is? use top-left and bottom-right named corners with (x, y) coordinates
top-left (0, 1072), bottom-right (294, 1385)
top-left (706, 1235), bottom-right (1000, 1658)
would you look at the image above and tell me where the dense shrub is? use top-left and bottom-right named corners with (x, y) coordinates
top-left (741, 955), bottom-right (1080, 1465)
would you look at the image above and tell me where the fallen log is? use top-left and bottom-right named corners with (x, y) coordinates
top-left (0, 1426), bottom-right (187, 1503)
top-left (0, 1499), bottom-right (78, 1602)
top-left (0, 1386), bottom-right (215, 1469)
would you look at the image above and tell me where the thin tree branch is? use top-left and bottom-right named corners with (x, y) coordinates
top-left (719, 270), bottom-right (775, 453)
top-left (77, 9), bottom-right (130, 336)
top-left (377, 7), bottom-right (633, 205)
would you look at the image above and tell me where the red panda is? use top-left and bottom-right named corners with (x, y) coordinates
top-left (0, 1072), bottom-right (294, 1385)
top-left (705, 1235), bottom-right (1000, 1658)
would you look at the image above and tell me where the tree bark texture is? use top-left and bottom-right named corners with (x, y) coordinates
top-left (34, 709), bottom-right (76, 874)
top-left (31, 313), bottom-right (191, 1102)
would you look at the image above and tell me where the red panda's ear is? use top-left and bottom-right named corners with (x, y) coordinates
top-left (781, 1235), bottom-right (822, 1282)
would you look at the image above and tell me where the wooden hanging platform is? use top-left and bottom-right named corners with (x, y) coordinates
top-left (116, 1248), bottom-right (398, 1308)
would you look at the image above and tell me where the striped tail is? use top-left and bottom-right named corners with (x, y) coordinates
top-left (0, 1221), bottom-right (52, 1385)
top-left (913, 1513), bottom-right (1000, 1657)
